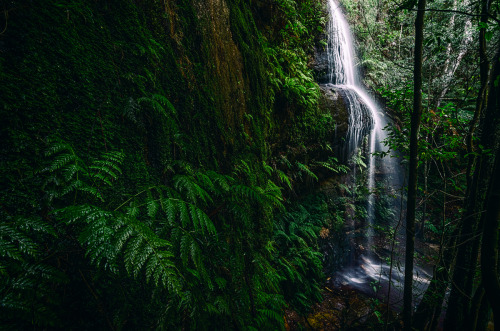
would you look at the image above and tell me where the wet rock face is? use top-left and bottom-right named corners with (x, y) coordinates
top-left (319, 84), bottom-right (349, 141)
top-left (312, 46), bottom-right (329, 83)
top-left (194, 0), bottom-right (247, 132)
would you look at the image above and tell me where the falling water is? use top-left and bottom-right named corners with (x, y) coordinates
top-left (326, 0), bottom-right (385, 252)
top-left (325, 0), bottom-right (429, 308)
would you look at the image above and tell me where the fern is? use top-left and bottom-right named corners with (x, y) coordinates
top-left (173, 174), bottom-right (212, 206)
top-left (296, 161), bottom-right (318, 181)
top-left (37, 142), bottom-right (308, 329)
top-left (271, 195), bottom-right (327, 314)
top-left (41, 141), bottom-right (124, 202)
top-left (1, 262), bottom-right (68, 328)
top-left (59, 204), bottom-right (182, 293)
top-left (146, 190), bottom-right (160, 218)
top-left (232, 184), bottom-right (262, 202)
top-left (276, 169), bottom-right (292, 190)
top-left (0, 211), bottom-right (65, 328)
top-left (207, 170), bottom-right (233, 192)
top-left (262, 161), bottom-right (273, 176)
top-left (254, 291), bottom-right (286, 330)
top-left (234, 159), bottom-right (257, 185)
top-left (138, 93), bottom-right (176, 117)
top-left (315, 157), bottom-right (349, 174)
top-left (263, 180), bottom-right (285, 211)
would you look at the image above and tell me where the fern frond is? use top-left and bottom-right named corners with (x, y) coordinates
top-left (232, 185), bottom-right (261, 202)
top-left (262, 161), bottom-right (273, 176)
top-left (76, 183), bottom-right (103, 201)
top-left (59, 204), bottom-right (181, 293)
top-left (44, 141), bottom-right (73, 157)
top-left (151, 93), bottom-right (176, 115)
top-left (146, 191), bottom-right (160, 218)
top-left (263, 180), bottom-right (284, 210)
top-left (0, 236), bottom-right (23, 261)
top-left (138, 93), bottom-right (176, 117)
top-left (173, 175), bottom-right (212, 205)
top-left (90, 161), bottom-right (121, 178)
top-left (256, 308), bottom-right (283, 327)
top-left (162, 198), bottom-right (179, 226)
top-left (195, 172), bottom-right (215, 193)
top-left (195, 206), bottom-right (216, 235)
top-left (178, 201), bottom-right (190, 228)
top-left (89, 171), bottom-right (113, 186)
top-left (206, 170), bottom-right (233, 192)
top-left (296, 162), bottom-right (318, 181)
top-left (88, 151), bottom-right (124, 186)
top-left (101, 150), bottom-right (125, 164)
top-left (233, 160), bottom-right (257, 184)
top-left (276, 169), bottom-right (292, 189)
top-left (112, 222), bottom-right (133, 259)
top-left (43, 153), bottom-right (79, 173)
top-left (179, 234), bottom-right (191, 267)
top-left (62, 163), bottom-right (80, 182)
top-left (0, 224), bottom-right (38, 259)
top-left (186, 203), bottom-right (216, 236)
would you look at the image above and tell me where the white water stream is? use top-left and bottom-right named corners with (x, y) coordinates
top-left (326, 0), bottom-right (388, 252)
top-left (325, 0), bottom-right (429, 307)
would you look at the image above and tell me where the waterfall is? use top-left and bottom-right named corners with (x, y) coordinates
top-left (326, 0), bottom-right (385, 252)
top-left (325, 0), bottom-right (429, 308)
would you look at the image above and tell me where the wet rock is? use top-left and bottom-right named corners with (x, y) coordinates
top-left (318, 84), bottom-right (349, 144)
top-left (311, 45), bottom-right (329, 83)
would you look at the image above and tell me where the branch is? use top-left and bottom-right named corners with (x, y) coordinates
top-left (409, 8), bottom-right (500, 24)
top-left (0, 9), bottom-right (8, 35)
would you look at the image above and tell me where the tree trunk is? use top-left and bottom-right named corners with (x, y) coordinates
top-left (480, 42), bottom-right (500, 331)
top-left (444, 1), bottom-right (492, 329)
top-left (413, 236), bottom-right (455, 330)
top-left (466, 0), bottom-right (490, 189)
top-left (481, 154), bottom-right (500, 331)
top-left (465, 283), bottom-right (487, 331)
top-left (435, 0), bottom-right (473, 110)
top-left (403, 0), bottom-right (426, 329)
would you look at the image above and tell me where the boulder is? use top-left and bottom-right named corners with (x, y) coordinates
top-left (319, 84), bottom-right (349, 141)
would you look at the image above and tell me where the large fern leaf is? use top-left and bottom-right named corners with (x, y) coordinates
top-left (58, 205), bottom-right (182, 293)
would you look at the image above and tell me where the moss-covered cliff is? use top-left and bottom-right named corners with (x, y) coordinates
top-left (0, 0), bottom-right (343, 329)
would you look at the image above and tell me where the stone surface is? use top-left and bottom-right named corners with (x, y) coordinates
top-left (318, 84), bottom-right (349, 142)
top-left (311, 43), bottom-right (329, 83)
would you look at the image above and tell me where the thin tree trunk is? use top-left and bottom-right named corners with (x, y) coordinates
top-left (465, 283), bottom-right (486, 331)
top-left (481, 155), bottom-right (500, 331)
top-left (466, 0), bottom-right (490, 189)
top-left (403, 0), bottom-right (426, 329)
top-left (413, 232), bottom-right (456, 330)
top-left (475, 287), bottom-right (491, 331)
top-left (435, 19), bottom-right (473, 110)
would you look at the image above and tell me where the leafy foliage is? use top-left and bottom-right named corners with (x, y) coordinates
top-left (258, 0), bottom-right (327, 145)
top-left (1, 139), bottom-right (331, 329)
top-left (0, 0), bottom-right (330, 329)
top-left (272, 196), bottom-right (328, 314)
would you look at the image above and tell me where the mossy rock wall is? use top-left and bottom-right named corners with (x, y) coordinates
top-left (0, 0), bottom-right (339, 329)
top-left (0, 0), bottom-right (273, 180)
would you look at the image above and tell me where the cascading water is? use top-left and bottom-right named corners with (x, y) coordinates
top-left (326, 0), bottom-right (387, 254)
top-left (324, 0), bottom-right (430, 308)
